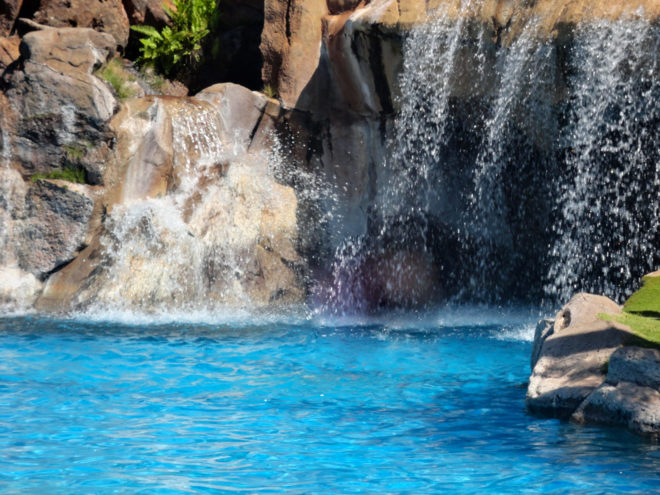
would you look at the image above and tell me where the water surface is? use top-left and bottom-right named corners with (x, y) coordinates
top-left (0, 309), bottom-right (658, 493)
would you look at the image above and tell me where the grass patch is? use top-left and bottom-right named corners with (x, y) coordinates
top-left (31, 165), bottom-right (86, 184)
top-left (623, 274), bottom-right (660, 317)
top-left (262, 83), bottom-right (278, 99)
top-left (599, 312), bottom-right (660, 349)
top-left (597, 273), bottom-right (660, 349)
top-left (95, 58), bottom-right (138, 99)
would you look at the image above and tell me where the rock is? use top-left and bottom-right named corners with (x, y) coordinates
top-left (0, 0), bottom-right (21, 36)
top-left (607, 346), bottom-right (660, 389)
top-left (3, 27), bottom-right (117, 180)
top-left (18, 179), bottom-right (95, 279)
top-left (33, 0), bottom-right (130, 49)
top-left (122, 0), bottom-right (173, 28)
top-left (0, 35), bottom-right (19, 70)
top-left (571, 346), bottom-right (660, 435)
top-left (531, 319), bottom-right (553, 370)
top-left (526, 293), bottom-right (637, 418)
top-left (37, 88), bottom-right (305, 312)
top-left (195, 82), bottom-right (281, 152)
top-left (572, 381), bottom-right (660, 436)
top-left (260, 0), bottom-right (328, 108)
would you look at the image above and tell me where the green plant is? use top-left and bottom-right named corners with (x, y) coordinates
top-left (95, 58), bottom-right (138, 99)
top-left (131, 0), bottom-right (218, 78)
top-left (31, 166), bottom-right (86, 184)
top-left (263, 83), bottom-right (278, 99)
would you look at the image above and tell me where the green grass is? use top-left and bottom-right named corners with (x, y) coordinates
top-left (95, 58), bottom-right (138, 99)
top-left (31, 166), bottom-right (86, 184)
top-left (598, 274), bottom-right (660, 349)
top-left (599, 312), bottom-right (660, 348)
top-left (623, 274), bottom-right (660, 317)
top-left (262, 83), bottom-right (278, 99)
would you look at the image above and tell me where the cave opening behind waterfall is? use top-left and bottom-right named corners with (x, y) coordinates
top-left (317, 13), bottom-right (660, 314)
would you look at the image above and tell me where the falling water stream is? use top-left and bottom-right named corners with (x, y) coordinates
top-left (321, 5), bottom-right (660, 312)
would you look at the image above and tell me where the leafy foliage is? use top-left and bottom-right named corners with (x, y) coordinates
top-left (131, 0), bottom-right (218, 78)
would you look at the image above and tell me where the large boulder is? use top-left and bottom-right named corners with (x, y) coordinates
top-left (526, 293), bottom-right (637, 417)
top-left (2, 27), bottom-right (117, 182)
top-left (33, 0), bottom-right (130, 48)
top-left (0, 168), bottom-right (96, 280)
top-left (528, 293), bottom-right (660, 436)
top-left (17, 179), bottom-right (95, 278)
top-left (572, 347), bottom-right (660, 436)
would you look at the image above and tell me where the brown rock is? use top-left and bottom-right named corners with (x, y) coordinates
top-left (0, 35), bottom-right (19, 70)
top-left (122, 0), bottom-right (173, 28)
top-left (0, 0), bottom-right (22, 36)
top-left (526, 293), bottom-right (636, 418)
top-left (33, 0), bottom-right (130, 48)
top-left (3, 27), bottom-right (117, 179)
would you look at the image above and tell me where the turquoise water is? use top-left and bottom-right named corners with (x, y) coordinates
top-left (0, 310), bottom-right (658, 493)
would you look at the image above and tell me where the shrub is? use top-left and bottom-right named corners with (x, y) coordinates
top-left (131, 0), bottom-right (218, 78)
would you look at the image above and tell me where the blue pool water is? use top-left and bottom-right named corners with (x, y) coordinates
top-left (0, 309), bottom-right (659, 493)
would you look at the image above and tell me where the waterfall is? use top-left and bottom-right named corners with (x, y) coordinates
top-left (546, 18), bottom-right (660, 302)
top-left (321, 4), bottom-right (660, 312)
top-left (71, 97), bottom-right (302, 315)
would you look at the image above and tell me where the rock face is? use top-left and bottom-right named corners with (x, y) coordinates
top-left (33, 0), bottom-right (130, 48)
top-left (37, 84), bottom-right (305, 313)
top-left (122, 0), bottom-right (173, 29)
top-left (0, 168), bottom-right (96, 280)
top-left (527, 293), bottom-right (660, 436)
top-left (0, 35), bottom-right (19, 70)
top-left (0, 0), bottom-right (21, 36)
top-left (2, 27), bottom-right (117, 182)
top-left (573, 347), bottom-right (660, 435)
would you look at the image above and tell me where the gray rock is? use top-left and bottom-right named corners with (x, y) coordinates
top-left (572, 381), bottom-right (660, 436)
top-left (526, 293), bottom-right (635, 418)
top-left (608, 346), bottom-right (660, 389)
top-left (531, 318), bottom-right (553, 370)
top-left (3, 27), bottom-right (117, 181)
top-left (18, 179), bottom-right (94, 278)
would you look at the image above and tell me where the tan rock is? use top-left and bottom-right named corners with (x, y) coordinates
top-left (0, 35), bottom-right (18, 70)
top-left (3, 27), bottom-right (117, 179)
top-left (0, 0), bottom-right (22, 36)
top-left (123, 0), bottom-right (173, 28)
top-left (526, 293), bottom-right (636, 417)
top-left (33, 0), bottom-right (130, 48)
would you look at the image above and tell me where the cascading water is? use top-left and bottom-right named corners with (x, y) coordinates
top-left (546, 18), bottom-right (660, 302)
top-left (321, 3), bottom-right (660, 312)
top-left (68, 97), bottom-right (303, 315)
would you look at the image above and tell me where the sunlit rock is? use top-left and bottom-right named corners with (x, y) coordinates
top-left (526, 293), bottom-right (636, 418)
top-left (2, 27), bottom-right (117, 182)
